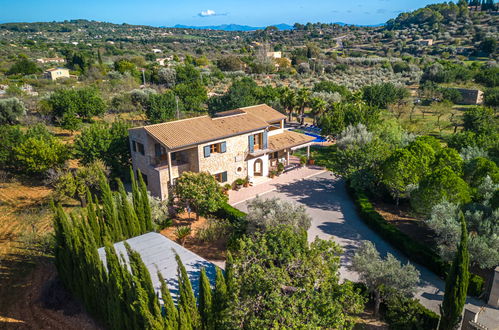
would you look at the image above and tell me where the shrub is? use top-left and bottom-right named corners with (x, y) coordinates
top-left (384, 296), bottom-right (439, 330)
top-left (468, 274), bottom-right (485, 297)
top-left (346, 181), bottom-right (485, 296)
top-left (196, 218), bottom-right (232, 242)
top-left (175, 226), bottom-right (191, 246)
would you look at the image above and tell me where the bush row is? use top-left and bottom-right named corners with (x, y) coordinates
top-left (346, 181), bottom-right (484, 297)
top-left (353, 282), bottom-right (439, 329)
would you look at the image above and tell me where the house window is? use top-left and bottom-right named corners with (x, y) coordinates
top-left (210, 143), bottom-right (221, 153)
top-left (270, 152), bottom-right (278, 159)
top-left (204, 141), bottom-right (226, 157)
top-left (155, 143), bottom-right (166, 157)
top-left (132, 141), bottom-right (137, 152)
top-left (136, 142), bottom-right (145, 155)
top-left (253, 133), bottom-right (262, 150)
top-left (214, 171), bottom-right (228, 183)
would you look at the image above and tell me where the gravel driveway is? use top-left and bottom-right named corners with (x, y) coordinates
top-left (234, 171), bottom-right (495, 323)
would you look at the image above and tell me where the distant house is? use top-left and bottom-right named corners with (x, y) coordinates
top-left (44, 68), bottom-right (70, 80)
top-left (152, 48), bottom-right (163, 53)
top-left (98, 232), bottom-right (218, 302)
top-left (455, 88), bottom-right (484, 105)
top-left (36, 57), bottom-right (65, 64)
top-left (266, 51), bottom-right (282, 59)
top-left (416, 39), bottom-right (433, 46)
top-left (129, 104), bottom-right (314, 200)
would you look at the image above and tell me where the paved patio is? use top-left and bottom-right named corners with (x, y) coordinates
top-left (229, 165), bottom-right (326, 205)
top-left (234, 171), bottom-right (499, 327)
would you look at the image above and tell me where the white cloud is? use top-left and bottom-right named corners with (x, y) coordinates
top-left (199, 9), bottom-right (216, 17)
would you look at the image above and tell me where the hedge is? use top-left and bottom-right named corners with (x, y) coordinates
top-left (212, 202), bottom-right (246, 223)
top-left (384, 296), bottom-right (440, 330)
top-left (346, 181), bottom-right (484, 297)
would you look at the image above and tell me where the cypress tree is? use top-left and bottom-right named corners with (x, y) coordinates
top-left (212, 267), bottom-right (227, 327)
top-left (158, 271), bottom-right (178, 329)
top-left (105, 242), bottom-right (127, 330)
top-left (130, 167), bottom-right (146, 232)
top-left (176, 254), bottom-right (200, 328)
top-left (138, 171), bottom-right (153, 232)
top-left (178, 304), bottom-right (192, 330)
top-left (117, 179), bottom-right (140, 237)
top-left (99, 173), bottom-right (122, 241)
top-left (125, 243), bottom-right (162, 319)
top-left (439, 212), bottom-right (470, 330)
top-left (198, 268), bottom-right (213, 330)
top-left (85, 189), bottom-right (102, 246)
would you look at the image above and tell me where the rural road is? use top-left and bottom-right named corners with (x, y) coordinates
top-left (234, 171), bottom-right (498, 327)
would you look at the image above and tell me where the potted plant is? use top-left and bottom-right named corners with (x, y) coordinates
top-left (223, 183), bottom-right (231, 195)
top-left (277, 162), bottom-right (284, 175)
top-left (243, 176), bottom-right (250, 187)
top-left (234, 178), bottom-right (245, 190)
top-left (300, 156), bottom-right (307, 167)
top-left (308, 157), bottom-right (315, 165)
top-left (269, 170), bottom-right (276, 178)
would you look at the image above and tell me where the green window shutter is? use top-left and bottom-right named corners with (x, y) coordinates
top-left (248, 135), bottom-right (254, 153)
top-left (204, 145), bottom-right (211, 158)
top-left (220, 141), bottom-right (227, 153)
top-left (262, 130), bottom-right (268, 149)
top-left (221, 171), bottom-right (227, 182)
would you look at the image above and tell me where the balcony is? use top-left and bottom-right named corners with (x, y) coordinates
top-left (150, 155), bottom-right (189, 173)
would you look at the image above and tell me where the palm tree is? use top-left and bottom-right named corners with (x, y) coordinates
top-left (280, 87), bottom-right (297, 122)
top-left (296, 88), bottom-right (311, 125)
top-left (310, 97), bottom-right (327, 125)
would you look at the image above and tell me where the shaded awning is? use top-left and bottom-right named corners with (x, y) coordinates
top-left (268, 130), bottom-right (315, 151)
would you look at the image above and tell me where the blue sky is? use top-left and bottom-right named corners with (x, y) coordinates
top-left (0, 0), bottom-right (446, 27)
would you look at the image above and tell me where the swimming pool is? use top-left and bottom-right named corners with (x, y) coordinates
top-left (297, 131), bottom-right (327, 143)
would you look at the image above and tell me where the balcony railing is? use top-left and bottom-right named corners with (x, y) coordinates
top-left (149, 155), bottom-right (188, 168)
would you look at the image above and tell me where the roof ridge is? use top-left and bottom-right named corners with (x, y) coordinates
top-left (143, 115), bottom-right (210, 129)
top-left (238, 103), bottom-right (267, 109)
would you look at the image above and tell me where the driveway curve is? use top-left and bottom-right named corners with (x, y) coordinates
top-left (234, 171), bottom-right (495, 324)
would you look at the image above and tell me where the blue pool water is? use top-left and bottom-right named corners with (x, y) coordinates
top-left (300, 131), bottom-right (327, 143)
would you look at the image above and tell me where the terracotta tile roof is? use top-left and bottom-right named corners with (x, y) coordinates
top-left (239, 104), bottom-right (286, 123)
top-left (143, 113), bottom-right (268, 150)
top-left (268, 130), bottom-right (315, 151)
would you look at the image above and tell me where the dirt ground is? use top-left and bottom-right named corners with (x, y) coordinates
top-left (160, 212), bottom-right (227, 263)
top-left (0, 178), bottom-right (98, 330)
top-left (372, 201), bottom-right (436, 247)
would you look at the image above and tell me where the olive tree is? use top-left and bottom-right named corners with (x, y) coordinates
top-left (0, 97), bottom-right (26, 124)
top-left (245, 197), bottom-right (312, 233)
top-left (352, 241), bottom-right (420, 318)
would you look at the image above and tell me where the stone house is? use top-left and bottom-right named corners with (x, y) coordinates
top-left (44, 67), bottom-right (70, 80)
top-left (455, 88), bottom-right (484, 105)
top-left (129, 104), bottom-right (314, 200)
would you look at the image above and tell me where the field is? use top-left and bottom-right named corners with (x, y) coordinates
top-left (0, 177), bottom-right (98, 329)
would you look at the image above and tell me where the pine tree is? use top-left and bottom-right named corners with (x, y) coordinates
top-left (439, 212), bottom-right (470, 330)
top-left (198, 268), bottom-right (213, 329)
top-left (158, 271), bottom-right (178, 329)
top-left (176, 254), bottom-right (200, 328)
top-left (138, 171), bottom-right (153, 232)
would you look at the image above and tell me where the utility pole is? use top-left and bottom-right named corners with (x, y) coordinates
top-left (141, 68), bottom-right (146, 85)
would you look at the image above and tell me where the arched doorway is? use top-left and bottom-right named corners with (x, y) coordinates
top-left (253, 158), bottom-right (263, 176)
